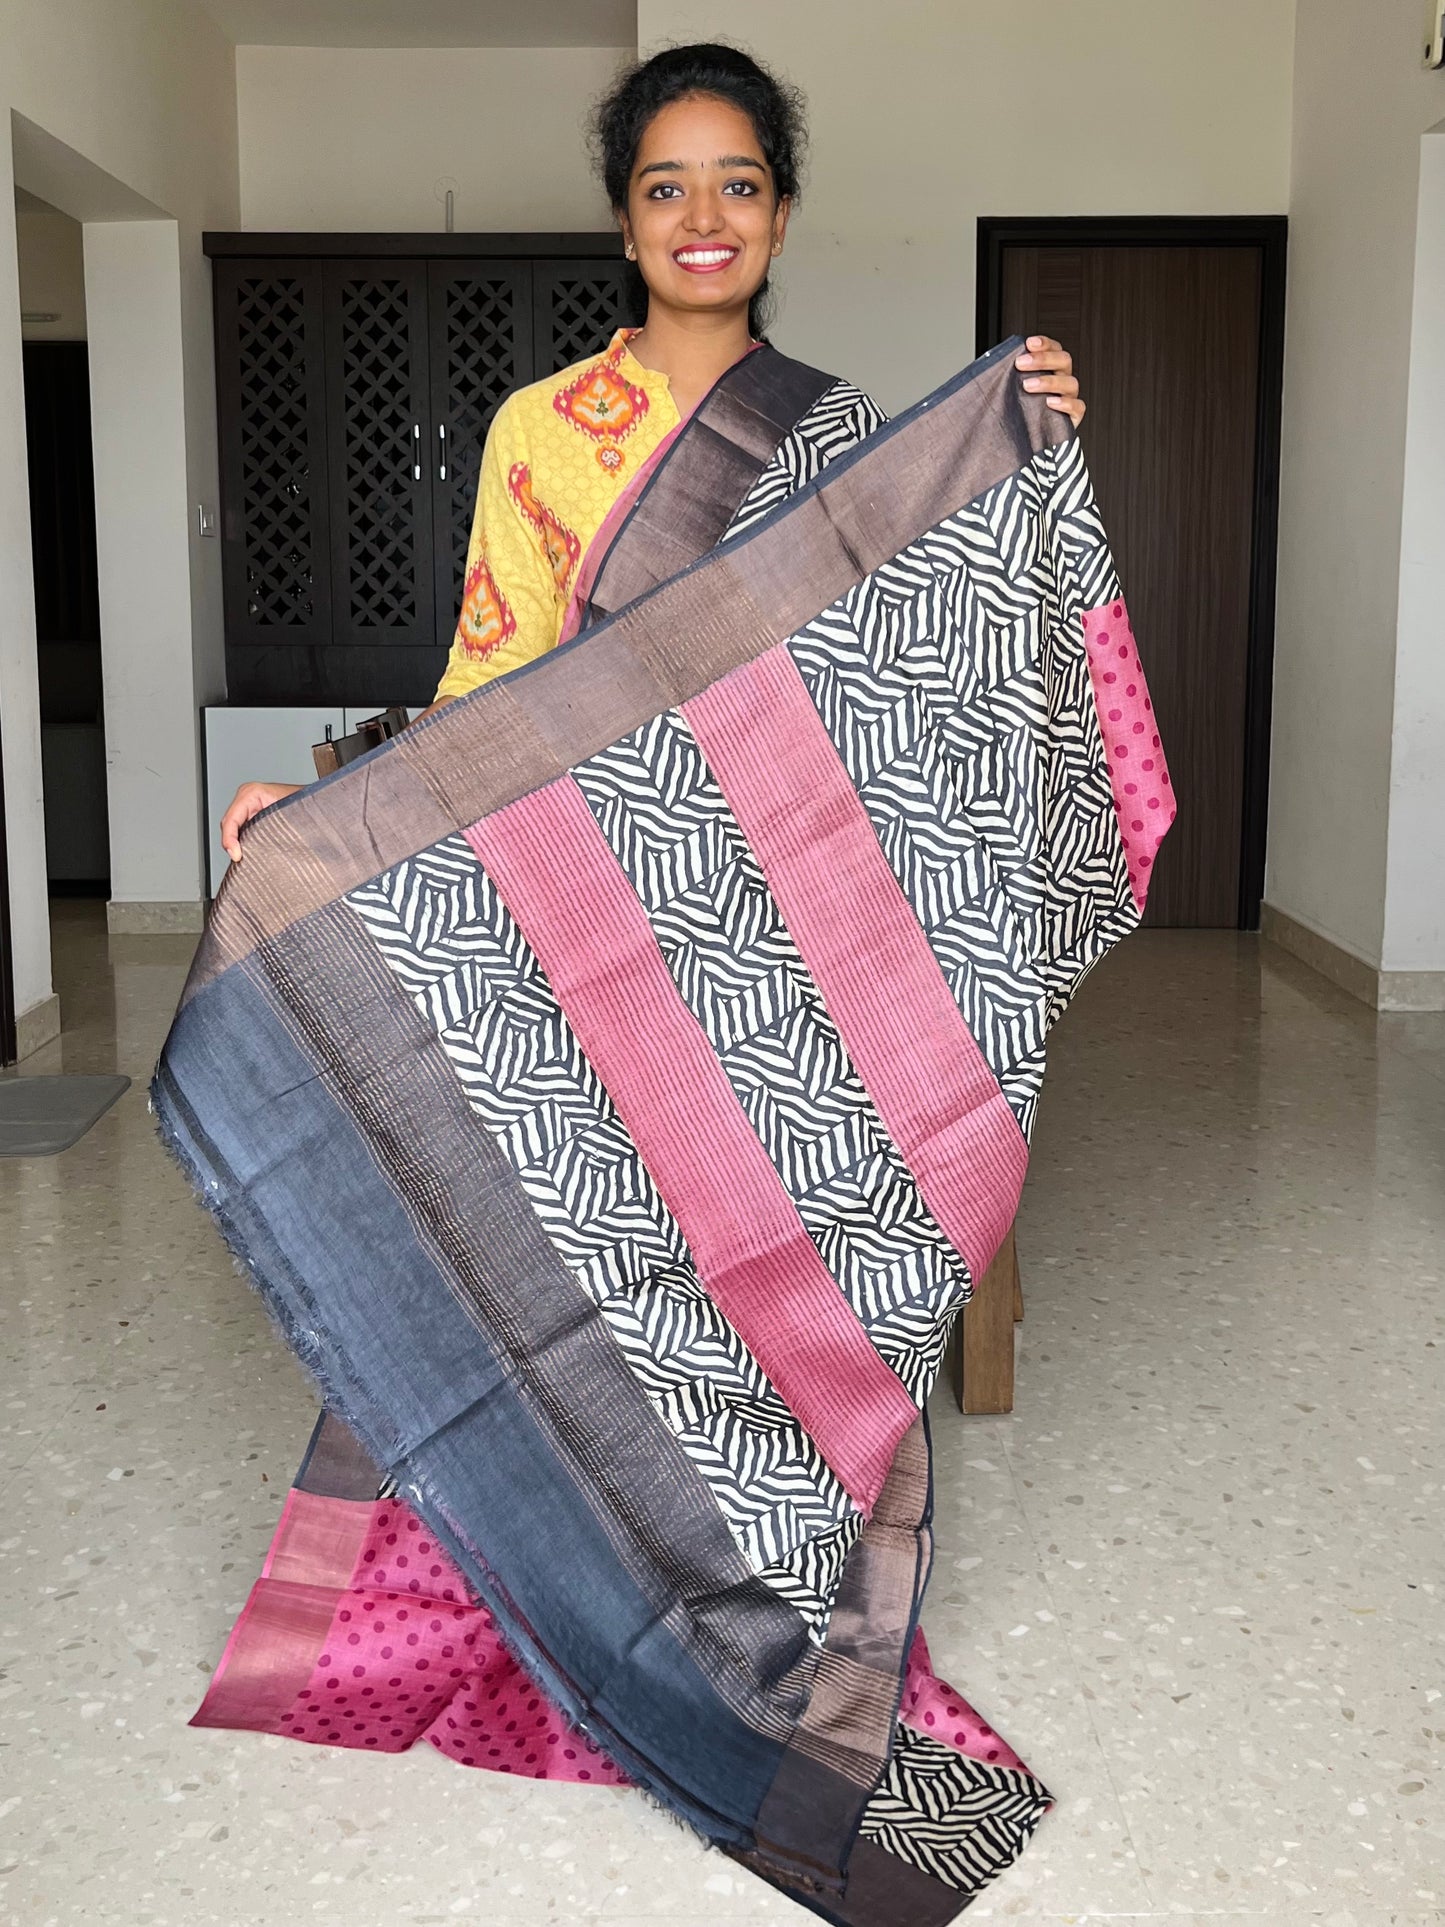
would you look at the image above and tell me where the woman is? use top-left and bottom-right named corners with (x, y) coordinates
top-left (165, 41), bottom-right (1170, 1927)
top-left (220, 42), bottom-right (1084, 859)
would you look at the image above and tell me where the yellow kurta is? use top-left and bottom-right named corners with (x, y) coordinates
top-left (434, 329), bottom-right (680, 703)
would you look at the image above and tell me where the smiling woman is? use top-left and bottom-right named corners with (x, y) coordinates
top-left (618, 95), bottom-right (788, 418)
top-left (217, 41), bottom-right (1085, 856)
top-left (599, 41), bottom-right (802, 358)
top-left (194, 38), bottom-right (1118, 1927)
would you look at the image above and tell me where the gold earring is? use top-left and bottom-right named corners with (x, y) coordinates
top-left (625, 243), bottom-right (636, 260)
top-left (772, 243), bottom-right (782, 256)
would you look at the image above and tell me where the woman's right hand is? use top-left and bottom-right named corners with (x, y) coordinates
top-left (221, 781), bottom-right (302, 863)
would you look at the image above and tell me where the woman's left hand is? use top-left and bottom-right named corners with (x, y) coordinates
top-left (1015, 336), bottom-right (1085, 428)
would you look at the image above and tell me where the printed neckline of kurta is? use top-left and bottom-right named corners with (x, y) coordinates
top-left (552, 329), bottom-right (680, 473)
top-left (436, 329), bottom-right (769, 704)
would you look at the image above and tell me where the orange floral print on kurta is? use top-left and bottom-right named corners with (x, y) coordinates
top-left (437, 332), bottom-right (678, 700)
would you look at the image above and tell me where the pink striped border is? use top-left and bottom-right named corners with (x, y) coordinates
top-left (465, 780), bottom-right (918, 1515)
top-left (190, 1489), bottom-right (372, 1732)
top-left (682, 648), bottom-right (1027, 1285)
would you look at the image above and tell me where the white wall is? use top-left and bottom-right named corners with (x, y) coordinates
top-left (0, 137), bottom-right (48, 1029)
top-left (0, 0), bottom-right (238, 1025)
top-left (1269, 1), bottom-right (1445, 978)
top-left (237, 45), bottom-right (630, 231)
top-left (0, 1), bottom-right (1430, 1016)
top-left (1382, 123), bottom-right (1445, 978)
top-left (16, 206), bottom-right (86, 338)
top-left (637, 0), bottom-right (1295, 412)
top-left (86, 221), bottom-right (204, 915)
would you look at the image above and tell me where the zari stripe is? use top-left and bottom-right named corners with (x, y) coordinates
top-left (582, 346), bottom-right (836, 623)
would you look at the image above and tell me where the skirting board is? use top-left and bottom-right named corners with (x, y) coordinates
top-left (1261, 903), bottom-right (1445, 1012)
top-left (107, 900), bottom-right (206, 935)
top-left (15, 992), bottom-right (61, 1061)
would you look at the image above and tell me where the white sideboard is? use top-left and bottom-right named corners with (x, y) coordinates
top-left (203, 706), bottom-right (394, 896)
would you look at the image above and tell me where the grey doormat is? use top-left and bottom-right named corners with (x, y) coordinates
top-left (0, 1074), bottom-right (131, 1156)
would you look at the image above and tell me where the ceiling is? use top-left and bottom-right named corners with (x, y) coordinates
top-left (195, 0), bottom-right (635, 48)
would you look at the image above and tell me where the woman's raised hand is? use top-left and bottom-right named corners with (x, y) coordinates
top-left (1015, 336), bottom-right (1086, 428)
top-left (220, 781), bottom-right (302, 862)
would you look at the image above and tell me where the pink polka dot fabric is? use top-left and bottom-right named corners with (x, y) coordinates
top-left (899, 1628), bottom-right (1025, 1772)
top-left (254, 1499), bottom-right (624, 1784)
top-left (1080, 600), bottom-right (1175, 910)
top-left (200, 1492), bottom-right (1029, 1793)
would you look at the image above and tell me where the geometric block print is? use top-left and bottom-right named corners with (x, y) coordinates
top-left (571, 711), bottom-right (972, 1401)
top-left (859, 1723), bottom-right (1053, 1897)
top-left (345, 837), bottom-right (862, 1636)
top-left (724, 379), bottom-right (890, 540)
top-left (788, 435), bottom-right (1141, 1137)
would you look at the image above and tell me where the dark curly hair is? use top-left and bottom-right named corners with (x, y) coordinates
top-left (590, 42), bottom-right (808, 339)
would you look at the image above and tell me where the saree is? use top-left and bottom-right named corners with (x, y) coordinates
top-left (155, 335), bottom-right (1172, 1924)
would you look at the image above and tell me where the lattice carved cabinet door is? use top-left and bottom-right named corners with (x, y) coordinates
top-left (428, 261), bottom-right (533, 641)
top-left (215, 260), bottom-right (333, 659)
top-left (532, 260), bottom-right (634, 375)
top-left (323, 261), bottom-right (436, 657)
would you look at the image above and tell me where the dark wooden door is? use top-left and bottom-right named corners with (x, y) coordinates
top-left (428, 260), bottom-right (533, 645)
top-left (990, 233), bottom-right (1280, 928)
top-left (531, 258), bottom-right (633, 375)
top-left (215, 259), bottom-right (333, 668)
top-left (23, 342), bottom-right (101, 645)
top-left (323, 262), bottom-right (436, 685)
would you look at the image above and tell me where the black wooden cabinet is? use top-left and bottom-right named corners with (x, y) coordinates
top-left (323, 260), bottom-right (435, 658)
top-left (213, 261), bottom-right (333, 658)
top-left (207, 235), bottom-right (630, 705)
top-left (427, 258), bottom-right (534, 636)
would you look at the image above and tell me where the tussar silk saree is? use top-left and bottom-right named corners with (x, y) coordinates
top-left (155, 336), bottom-right (1172, 1923)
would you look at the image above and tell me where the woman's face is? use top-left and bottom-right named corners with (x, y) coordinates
top-left (621, 93), bottom-right (789, 324)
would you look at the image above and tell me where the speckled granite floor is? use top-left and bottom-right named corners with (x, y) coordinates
top-left (2, 900), bottom-right (1441, 1926)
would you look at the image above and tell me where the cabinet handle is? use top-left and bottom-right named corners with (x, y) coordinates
top-left (439, 422), bottom-right (447, 481)
top-left (412, 421), bottom-right (421, 482)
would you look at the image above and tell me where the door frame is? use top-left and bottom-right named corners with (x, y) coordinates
top-left (0, 714), bottom-right (16, 1067)
top-left (976, 214), bottom-right (1287, 930)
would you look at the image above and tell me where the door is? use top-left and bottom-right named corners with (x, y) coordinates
top-left (981, 221), bottom-right (1285, 928)
top-left (25, 342), bottom-right (109, 894)
top-left (532, 258), bottom-right (633, 375)
top-left (214, 259), bottom-right (333, 670)
top-left (323, 262), bottom-right (436, 681)
top-left (428, 260), bottom-right (533, 645)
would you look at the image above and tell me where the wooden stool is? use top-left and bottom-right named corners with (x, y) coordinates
top-left (952, 1224), bottom-right (1024, 1414)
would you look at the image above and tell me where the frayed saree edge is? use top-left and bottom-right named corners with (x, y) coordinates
top-left (148, 1073), bottom-right (1023, 1888)
top-left (147, 1067), bottom-right (754, 1852)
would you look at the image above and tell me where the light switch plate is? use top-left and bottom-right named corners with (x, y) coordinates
top-left (198, 504), bottom-right (217, 537)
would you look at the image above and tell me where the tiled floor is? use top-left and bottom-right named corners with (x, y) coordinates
top-left (2, 900), bottom-right (1441, 1926)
